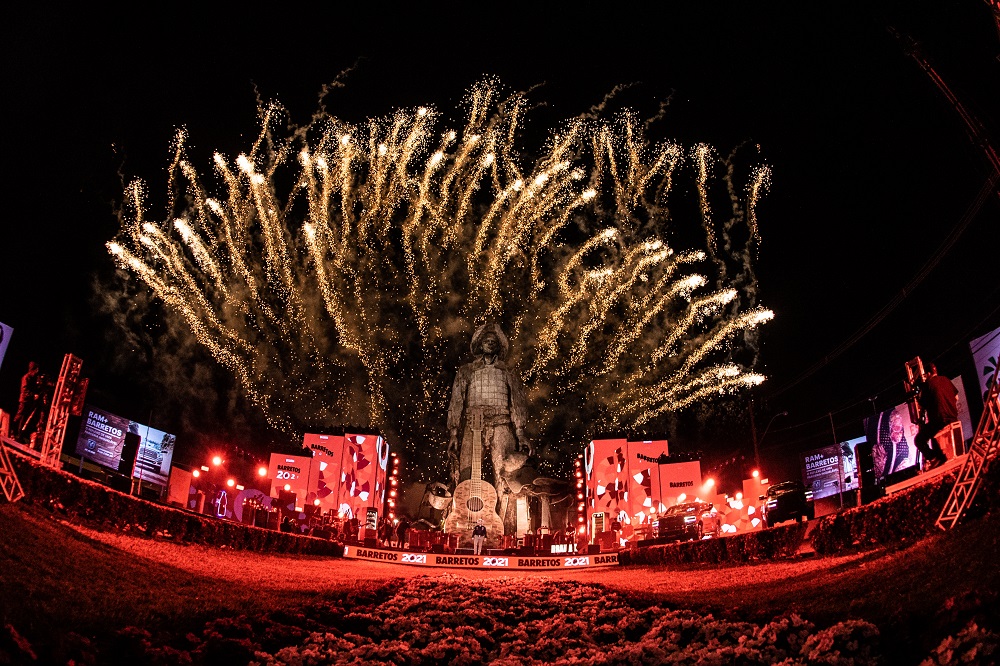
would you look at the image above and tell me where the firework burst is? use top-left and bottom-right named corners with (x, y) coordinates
top-left (108, 80), bottom-right (773, 479)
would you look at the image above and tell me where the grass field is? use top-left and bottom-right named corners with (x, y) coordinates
top-left (1, 500), bottom-right (997, 664)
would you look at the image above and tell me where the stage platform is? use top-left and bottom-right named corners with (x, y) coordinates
top-left (1, 435), bottom-right (41, 459)
top-left (344, 544), bottom-right (619, 570)
top-left (885, 454), bottom-right (967, 496)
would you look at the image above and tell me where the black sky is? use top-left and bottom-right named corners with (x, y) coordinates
top-left (2, 2), bottom-right (998, 485)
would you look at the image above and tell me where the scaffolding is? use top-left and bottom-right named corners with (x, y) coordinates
top-left (39, 353), bottom-right (86, 469)
top-left (936, 363), bottom-right (1000, 530)
top-left (1, 411), bottom-right (25, 503)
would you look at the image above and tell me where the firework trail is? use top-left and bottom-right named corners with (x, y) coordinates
top-left (108, 80), bottom-right (773, 479)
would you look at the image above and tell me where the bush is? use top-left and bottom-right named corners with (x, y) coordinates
top-left (810, 465), bottom-right (1000, 555)
top-left (620, 521), bottom-right (808, 566)
top-left (6, 451), bottom-right (343, 557)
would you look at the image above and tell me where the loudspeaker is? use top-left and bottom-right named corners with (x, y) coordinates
top-left (885, 465), bottom-right (920, 486)
top-left (855, 441), bottom-right (884, 504)
top-left (118, 432), bottom-right (141, 474)
top-left (108, 475), bottom-right (132, 493)
top-left (431, 543), bottom-right (444, 553)
top-left (587, 544), bottom-right (601, 554)
top-left (455, 547), bottom-right (475, 555)
top-left (363, 537), bottom-right (377, 548)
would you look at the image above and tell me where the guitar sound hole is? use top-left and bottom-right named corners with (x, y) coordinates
top-left (467, 497), bottom-right (484, 512)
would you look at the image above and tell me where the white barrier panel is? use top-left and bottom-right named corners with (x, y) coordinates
top-left (344, 546), bottom-right (619, 569)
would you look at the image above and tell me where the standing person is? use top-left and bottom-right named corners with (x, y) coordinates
top-left (472, 518), bottom-right (487, 555)
top-left (914, 363), bottom-right (958, 470)
top-left (378, 518), bottom-right (393, 547)
top-left (13, 361), bottom-right (42, 441)
top-left (395, 516), bottom-right (410, 549)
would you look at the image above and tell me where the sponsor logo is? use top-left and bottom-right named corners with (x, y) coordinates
top-left (401, 553), bottom-right (427, 564)
top-left (669, 480), bottom-right (694, 487)
top-left (277, 464), bottom-right (302, 474)
top-left (310, 444), bottom-right (336, 457)
top-left (564, 556), bottom-right (591, 567)
top-left (517, 558), bottom-right (562, 567)
top-left (85, 413), bottom-right (123, 438)
top-left (482, 557), bottom-right (508, 567)
top-left (804, 456), bottom-right (839, 471)
top-left (594, 555), bottom-right (618, 565)
top-left (434, 556), bottom-right (480, 566)
top-left (355, 549), bottom-right (399, 561)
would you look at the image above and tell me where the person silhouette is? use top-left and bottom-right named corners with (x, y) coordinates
top-left (914, 362), bottom-right (957, 470)
top-left (472, 518), bottom-right (487, 555)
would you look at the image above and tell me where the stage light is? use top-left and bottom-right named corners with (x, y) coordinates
top-left (227, 478), bottom-right (235, 487)
top-left (704, 478), bottom-right (715, 489)
top-left (678, 493), bottom-right (687, 502)
top-left (236, 484), bottom-right (245, 491)
top-left (736, 492), bottom-right (743, 500)
top-left (258, 466), bottom-right (267, 477)
top-left (212, 455), bottom-right (223, 466)
top-left (752, 470), bottom-right (760, 478)
top-left (283, 484), bottom-right (291, 491)
top-left (313, 498), bottom-right (321, 506)
top-left (192, 469), bottom-right (200, 478)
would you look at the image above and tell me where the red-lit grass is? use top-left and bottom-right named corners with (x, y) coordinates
top-left (1, 502), bottom-right (996, 664)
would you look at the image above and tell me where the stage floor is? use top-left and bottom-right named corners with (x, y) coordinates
top-left (885, 454), bottom-right (967, 496)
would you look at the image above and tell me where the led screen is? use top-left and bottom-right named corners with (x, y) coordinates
top-left (74, 404), bottom-right (175, 484)
top-left (0, 321), bottom-right (11, 373)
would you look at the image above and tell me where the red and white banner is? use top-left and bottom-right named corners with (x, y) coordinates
top-left (344, 545), bottom-right (619, 569)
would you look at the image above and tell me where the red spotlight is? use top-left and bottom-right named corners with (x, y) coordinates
top-left (212, 455), bottom-right (223, 466)
top-left (192, 469), bottom-right (200, 478)
top-left (226, 478), bottom-right (235, 487)
top-left (257, 466), bottom-right (267, 477)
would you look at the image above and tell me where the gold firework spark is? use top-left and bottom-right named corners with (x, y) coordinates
top-left (108, 80), bottom-right (773, 478)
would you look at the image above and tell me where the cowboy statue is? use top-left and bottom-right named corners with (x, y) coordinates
top-left (445, 323), bottom-right (535, 537)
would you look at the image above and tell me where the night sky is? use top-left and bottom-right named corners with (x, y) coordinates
top-left (2, 2), bottom-right (998, 488)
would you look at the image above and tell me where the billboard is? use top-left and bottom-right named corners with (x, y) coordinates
top-left (801, 444), bottom-right (846, 500)
top-left (75, 406), bottom-right (132, 469)
top-left (74, 405), bottom-right (175, 484)
top-left (0, 321), bottom-right (11, 372)
top-left (133, 425), bottom-right (176, 486)
top-left (863, 403), bottom-right (919, 483)
top-left (838, 436), bottom-right (865, 492)
top-left (970, 325), bottom-right (1000, 404)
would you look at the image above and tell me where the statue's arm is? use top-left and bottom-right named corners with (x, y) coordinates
top-left (507, 370), bottom-right (533, 455)
top-left (447, 366), bottom-right (469, 444)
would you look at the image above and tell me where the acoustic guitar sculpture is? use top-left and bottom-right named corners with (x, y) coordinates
top-left (444, 411), bottom-right (504, 542)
